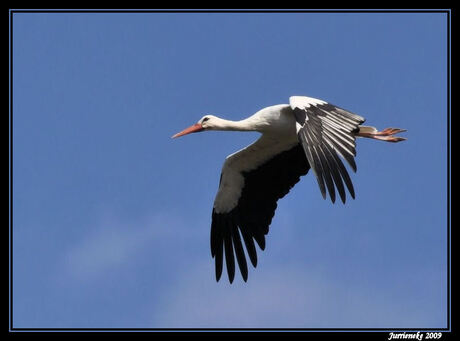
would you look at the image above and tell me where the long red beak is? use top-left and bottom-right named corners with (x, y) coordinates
top-left (172, 123), bottom-right (204, 138)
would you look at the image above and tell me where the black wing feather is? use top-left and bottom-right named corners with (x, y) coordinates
top-left (223, 223), bottom-right (235, 283)
top-left (211, 145), bottom-right (310, 283)
top-left (232, 224), bottom-right (248, 282)
top-left (211, 214), bottom-right (224, 282)
top-left (294, 102), bottom-right (364, 203)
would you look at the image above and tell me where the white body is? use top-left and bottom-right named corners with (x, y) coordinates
top-left (213, 104), bottom-right (299, 213)
top-left (173, 95), bottom-right (406, 283)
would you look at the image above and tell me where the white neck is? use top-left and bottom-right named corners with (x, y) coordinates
top-left (210, 116), bottom-right (265, 132)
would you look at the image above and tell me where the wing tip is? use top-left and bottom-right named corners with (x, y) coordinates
top-left (215, 268), bottom-right (222, 282)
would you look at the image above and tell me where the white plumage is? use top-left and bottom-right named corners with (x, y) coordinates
top-left (173, 95), bottom-right (406, 283)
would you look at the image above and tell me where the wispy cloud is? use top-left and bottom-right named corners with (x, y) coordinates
top-left (150, 262), bottom-right (443, 329)
top-left (146, 206), bottom-right (446, 329)
top-left (57, 208), bottom-right (445, 329)
top-left (62, 211), bottom-right (197, 281)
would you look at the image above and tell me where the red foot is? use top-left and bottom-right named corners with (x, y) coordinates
top-left (358, 127), bottom-right (407, 143)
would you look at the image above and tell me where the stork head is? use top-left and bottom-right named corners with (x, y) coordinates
top-left (172, 115), bottom-right (220, 138)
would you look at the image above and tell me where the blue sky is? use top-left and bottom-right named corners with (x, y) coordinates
top-left (11, 11), bottom-right (449, 329)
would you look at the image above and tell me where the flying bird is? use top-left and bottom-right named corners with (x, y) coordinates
top-left (172, 96), bottom-right (406, 283)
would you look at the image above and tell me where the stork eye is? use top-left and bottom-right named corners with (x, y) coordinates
top-left (202, 117), bottom-right (210, 122)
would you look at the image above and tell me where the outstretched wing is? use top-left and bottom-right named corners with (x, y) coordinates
top-left (211, 140), bottom-right (310, 283)
top-left (290, 96), bottom-right (365, 204)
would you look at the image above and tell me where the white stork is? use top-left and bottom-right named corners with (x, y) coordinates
top-left (172, 96), bottom-right (406, 283)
